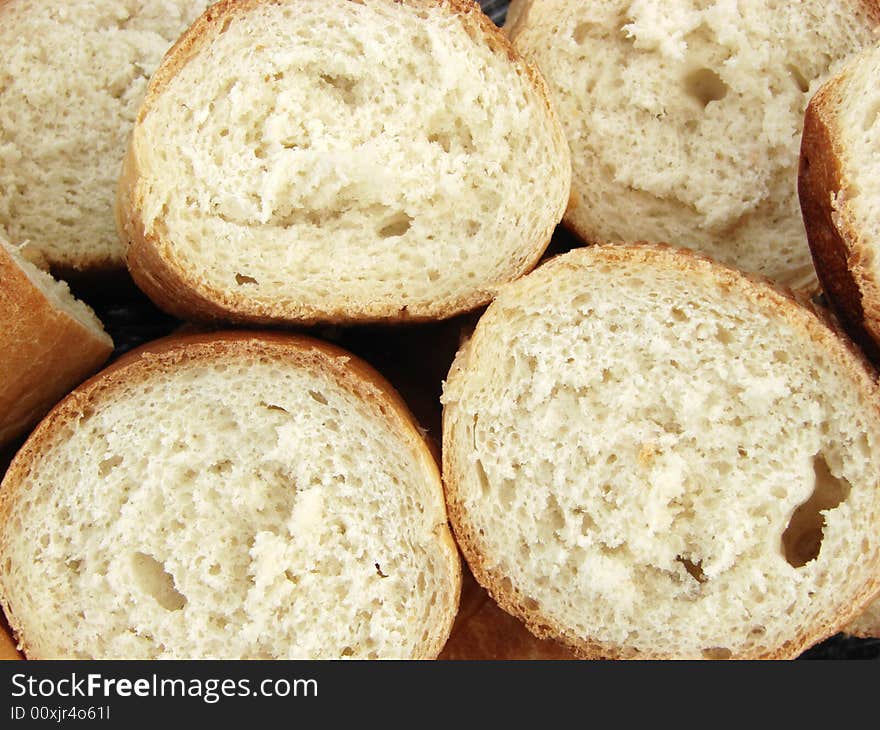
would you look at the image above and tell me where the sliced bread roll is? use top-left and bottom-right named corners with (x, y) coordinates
top-left (0, 0), bottom-right (213, 274)
top-left (0, 332), bottom-right (460, 659)
top-left (117, 0), bottom-right (570, 325)
top-left (800, 43), bottom-right (880, 367)
top-left (442, 243), bottom-right (880, 659)
top-left (505, 0), bottom-right (880, 287)
top-left (0, 237), bottom-right (113, 447)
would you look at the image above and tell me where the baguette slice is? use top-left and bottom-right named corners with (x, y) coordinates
top-left (0, 0), bottom-right (213, 274)
top-left (0, 332), bottom-right (460, 659)
top-left (0, 238), bottom-right (113, 447)
top-left (442, 243), bottom-right (880, 660)
top-left (800, 43), bottom-right (880, 367)
top-left (117, 0), bottom-right (570, 325)
top-left (505, 0), bottom-right (880, 287)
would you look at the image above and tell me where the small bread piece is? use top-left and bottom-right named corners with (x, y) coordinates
top-left (505, 0), bottom-right (880, 286)
top-left (800, 44), bottom-right (880, 367)
top-left (118, 0), bottom-right (570, 325)
top-left (443, 244), bottom-right (880, 660)
top-left (0, 332), bottom-right (460, 659)
top-left (0, 238), bottom-right (113, 447)
top-left (0, 0), bottom-right (212, 274)
top-left (440, 567), bottom-right (575, 660)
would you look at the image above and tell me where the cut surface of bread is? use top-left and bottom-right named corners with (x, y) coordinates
top-left (0, 0), bottom-right (213, 273)
top-left (0, 332), bottom-right (460, 659)
top-left (505, 0), bottom-right (880, 286)
top-left (118, 0), bottom-right (570, 324)
top-left (0, 237), bottom-right (113, 446)
top-left (800, 43), bottom-right (880, 367)
top-left (442, 243), bottom-right (880, 659)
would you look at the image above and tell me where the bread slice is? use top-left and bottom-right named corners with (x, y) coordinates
top-left (800, 43), bottom-right (880, 367)
top-left (0, 0), bottom-right (213, 274)
top-left (442, 243), bottom-right (880, 659)
top-left (0, 332), bottom-right (461, 659)
top-left (117, 0), bottom-right (571, 325)
top-left (0, 237), bottom-right (113, 447)
top-left (505, 0), bottom-right (880, 287)
top-left (439, 566), bottom-right (575, 659)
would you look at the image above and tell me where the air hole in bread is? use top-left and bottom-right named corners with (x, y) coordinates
top-left (676, 556), bottom-right (707, 584)
top-left (427, 119), bottom-right (475, 154)
top-left (262, 402), bottom-right (289, 413)
top-left (670, 307), bottom-right (689, 322)
top-left (319, 73), bottom-right (358, 105)
top-left (131, 552), bottom-right (187, 612)
top-left (715, 325), bottom-right (733, 345)
top-left (377, 212), bottom-right (413, 239)
top-left (572, 22), bottom-right (593, 45)
top-left (786, 64), bottom-right (810, 94)
top-left (544, 493), bottom-right (566, 533)
top-left (308, 390), bottom-right (328, 405)
top-left (97, 454), bottom-right (123, 478)
top-left (375, 563), bottom-right (388, 578)
top-left (474, 459), bottom-right (490, 496)
top-left (702, 646), bottom-right (732, 660)
top-left (782, 453), bottom-right (851, 568)
top-left (341, 646), bottom-right (354, 657)
top-left (863, 100), bottom-right (880, 132)
top-left (235, 273), bottom-right (259, 286)
top-left (684, 68), bottom-right (728, 108)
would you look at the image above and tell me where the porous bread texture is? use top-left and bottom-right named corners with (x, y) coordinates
top-left (800, 43), bottom-right (880, 366)
top-left (442, 243), bottom-right (880, 660)
top-left (0, 237), bottom-right (113, 446)
top-left (505, 0), bottom-right (880, 287)
top-left (118, 0), bottom-right (570, 324)
top-left (0, 0), bottom-right (213, 273)
top-left (0, 333), bottom-right (460, 659)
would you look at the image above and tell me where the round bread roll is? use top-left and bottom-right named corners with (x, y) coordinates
top-left (800, 43), bottom-right (880, 367)
top-left (442, 243), bottom-right (880, 659)
top-left (0, 0), bottom-right (213, 274)
top-left (0, 332), bottom-right (460, 659)
top-left (117, 0), bottom-right (570, 325)
top-left (505, 0), bottom-right (880, 287)
top-left (0, 237), bottom-right (113, 447)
